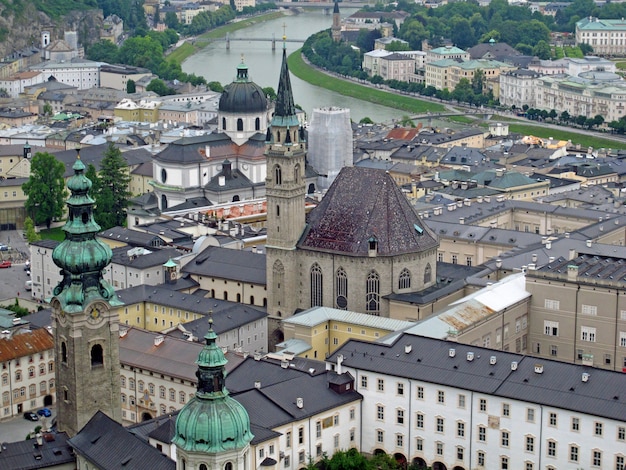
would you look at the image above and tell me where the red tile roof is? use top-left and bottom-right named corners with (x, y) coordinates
top-left (0, 328), bottom-right (53, 362)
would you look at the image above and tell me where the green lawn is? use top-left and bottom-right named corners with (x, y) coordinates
top-left (38, 227), bottom-right (66, 241)
top-left (615, 61), bottom-right (626, 70)
top-left (506, 123), bottom-right (626, 149)
top-left (287, 51), bottom-right (446, 115)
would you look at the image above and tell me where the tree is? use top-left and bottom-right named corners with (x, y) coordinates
top-left (579, 42), bottom-right (593, 55)
top-left (359, 117), bottom-right (374, 124)
top-left (560, 110), bottom-right (570, 122)
top-left (451, 18), bottom-right (476, 49)
top-left (548, 109), bottom-right (558, 121)
top-left (576, 114), bottom-right (587, 127)
top-left (86, 39), bottom-right (119, 63)
top-left (399, 115), bottom-right (416, 127)
top-left (92, 143), bottom-right (131, 230)
top-left (533, 40), bottom-right (551, 60)
top-left (126, 79), bottom-right (136, 94)
top-left (23, 217), bottom-right (40, 244)
top-left (263, 87), bottom-right (277, 101)
top-left (208, 81), bottom-right (224, 92)
top-left (472, 69), bottom-right (485, 94)
top-left (22, 152), bottom-right (67, 229)
top-left (386, 40), bottom-right (410, 52)
top-left (593, 114), bottom-right (604, 128)
top-left (147, 78), bottom-right (175, 96)
top-left (42, 103), bottom-right (53, 116)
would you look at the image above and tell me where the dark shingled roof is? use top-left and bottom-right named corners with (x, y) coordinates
top-left (154, 133), bottom-right (233, 164)
top-left (0, 432), bottom-right (74, 469)
top-left (299, 167), bottom-right (438, 256)
top-left (69, 411), bottom-right (175, 470)
top-left (182, 245), bottom-right (266, 285)
top-left (329, 333), bottom-right (626, 422)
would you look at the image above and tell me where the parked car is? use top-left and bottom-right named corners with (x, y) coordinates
top-left (0, 245), bottom-right (8, 251)
top-left (24, 260), bottom-right (30, 270)
top-left (37, 408), bottom-right (51, 417)
top-left (25, 280), bottom-right (32, 291)
top-left (0, 261), bottom-right (11, 268)
top-left (23, 412), bottom-right (38, 421)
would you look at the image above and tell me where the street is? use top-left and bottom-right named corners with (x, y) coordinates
top-left (0, 230), bottom-right (33, 304)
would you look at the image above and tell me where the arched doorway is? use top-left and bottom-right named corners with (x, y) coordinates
top-left (141, 412), bottom-right (153, 421)
top-left (43, 395), bottom-right (53, 406)
top-left (412, 457), bottom-right (428, 469)
top-left (394, 453), bottom-right (407, 467)
top-left (307, 183), bottom-right (315, 194)
top-left (433, 462), bottom-right (447, 470)
top-left (373, 449), bottom-right (386, 456)
top-left (452, 466), bottom-right (465, 470)
top-left (271, 328), bottom-right (284, 345)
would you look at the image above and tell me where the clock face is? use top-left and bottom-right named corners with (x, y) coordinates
top-left (87, 304), bottom-right (105, 324)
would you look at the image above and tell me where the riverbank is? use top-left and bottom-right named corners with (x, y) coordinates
top-left (290, 50), bottom-right (626, 149)
top-left (167, 11), bottom-right (287, 65)
top-left (287, 50), bottom-right (446, 116)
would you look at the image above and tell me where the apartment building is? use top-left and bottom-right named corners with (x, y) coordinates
top-left (576, 17), bottom-right (626, 56)
top-left (328, 333), bottom-right (626, 470)
top-left (526, 252), bottom-right (626, 371)
top-left (0, 328), bottom-right (55, 419)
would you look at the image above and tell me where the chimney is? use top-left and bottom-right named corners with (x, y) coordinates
top-left (36, 434), bottom-right (43, 446)
top-left (466, 351), bottom-right (474, 362)
top-left (568, 249), bottom-right (576, 260)
top-left (296, 397), bottom-right (303, 409)
top-left (154, 335), bottom-right (165, 347)
top-left (546, 240), bottom-right (551, 249)
top-left (404, 344), bottom-right (412, 354)
top-left (567, 265), bottom-right (579, 281)
top-left (511, 361), bottom-right (518, 371)
top-left (586, 239), bottom-right (592, 248)
top-left (489, 355), bottom-right (497, 365)
top-left (337, 354), bottom-right (344, 375)
top-left (534, 364), bottom-right (544, 374)
top-left (449, 348), bottom-right (456, 358)
top-left (582, 372), bottom-right (590, 382)
top-left (254, 381), bottom-right (261, 389)
top-left (219, 175), bottom-right (226, 187)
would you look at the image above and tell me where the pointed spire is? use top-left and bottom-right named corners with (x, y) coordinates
top-left (274, 39), bottom-right (297, 120)
top-left (333, 0), bottom-right (339, 14)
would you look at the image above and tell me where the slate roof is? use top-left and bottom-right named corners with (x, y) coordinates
top-left (228, 358), bottom-right (362, 444)
top-left (54, 144), bottom-right (153, 178)
top-left (98, 227), bottom-right (165, 248)
top-left (299, 167), bottom-right (438, 256)
top-left (328, 333), bottom-right (626, 422)
top-left (111, 247), bottom-right (179, 268)
top-left (0, 432), bottom-right (74, 470)
top-left (69, 411), bottom-right (175, 470)
top-left (182, 245), bottom-right (266, 285)
top-left (467, 42), bottom-right (521, 60)
top-left (532, 253), bottom-right (626, 284)
top-left (154, 133), bottom-right (232, 164)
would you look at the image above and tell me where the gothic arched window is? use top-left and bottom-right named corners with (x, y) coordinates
top-left (310, 263), bottom-right (323, 307)
top-left (366, 270), bottom-right (380, 315)
top-left (275, 165), bottom-right (282, 185)
top-left (255, 117), bottom-right (260, 131)
top-left (424, 263), bottom-right (432, 285)
top-left (237, 118), bottom-right (243, 131)
top-left (61, 342), bottom-right (67, 364)
top-left (336, 267), bottom-right (348, 310)
top-left (222, 117), bottom-right (226, 130)
top-left (399, 268), bottom-right (411, 290)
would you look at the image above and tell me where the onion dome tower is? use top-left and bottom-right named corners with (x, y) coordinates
top-left (51, 151), bottom-right (123, 437)
top-left (218, 58), bottom-right (269, 146)
top-left (173, 319), bottom-right (253, 470)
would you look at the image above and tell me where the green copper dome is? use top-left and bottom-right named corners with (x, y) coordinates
top-left (173, 321), bottom-right (253, 453)
top-left (52, 152), bottom-right (120, 312)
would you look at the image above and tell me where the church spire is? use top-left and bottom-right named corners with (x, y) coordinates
top-left (271, 39), bottom-right (299, 128)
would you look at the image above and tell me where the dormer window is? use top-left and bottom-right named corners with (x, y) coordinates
top-left (368, 236), bottom-right (378, 257)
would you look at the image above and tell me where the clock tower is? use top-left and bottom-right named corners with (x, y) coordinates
top-left (51, 152), bottom-right (123, 437)
top-left (265, 41), bottom-right (307, 340)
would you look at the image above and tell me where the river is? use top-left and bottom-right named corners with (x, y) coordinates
top-left (181, 8), bottom-right (406, 123)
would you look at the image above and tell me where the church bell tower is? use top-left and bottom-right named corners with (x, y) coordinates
top-left (265, 40), bottom-right (307, 324)
top-left (51, 152), bottom-right (123, 437)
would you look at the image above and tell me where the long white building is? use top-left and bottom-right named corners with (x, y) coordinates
top-left (328, 332), bottom-right (626, 470)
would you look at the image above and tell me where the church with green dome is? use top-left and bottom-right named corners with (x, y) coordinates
top-left (173, 318), bottom-right (253, 470)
